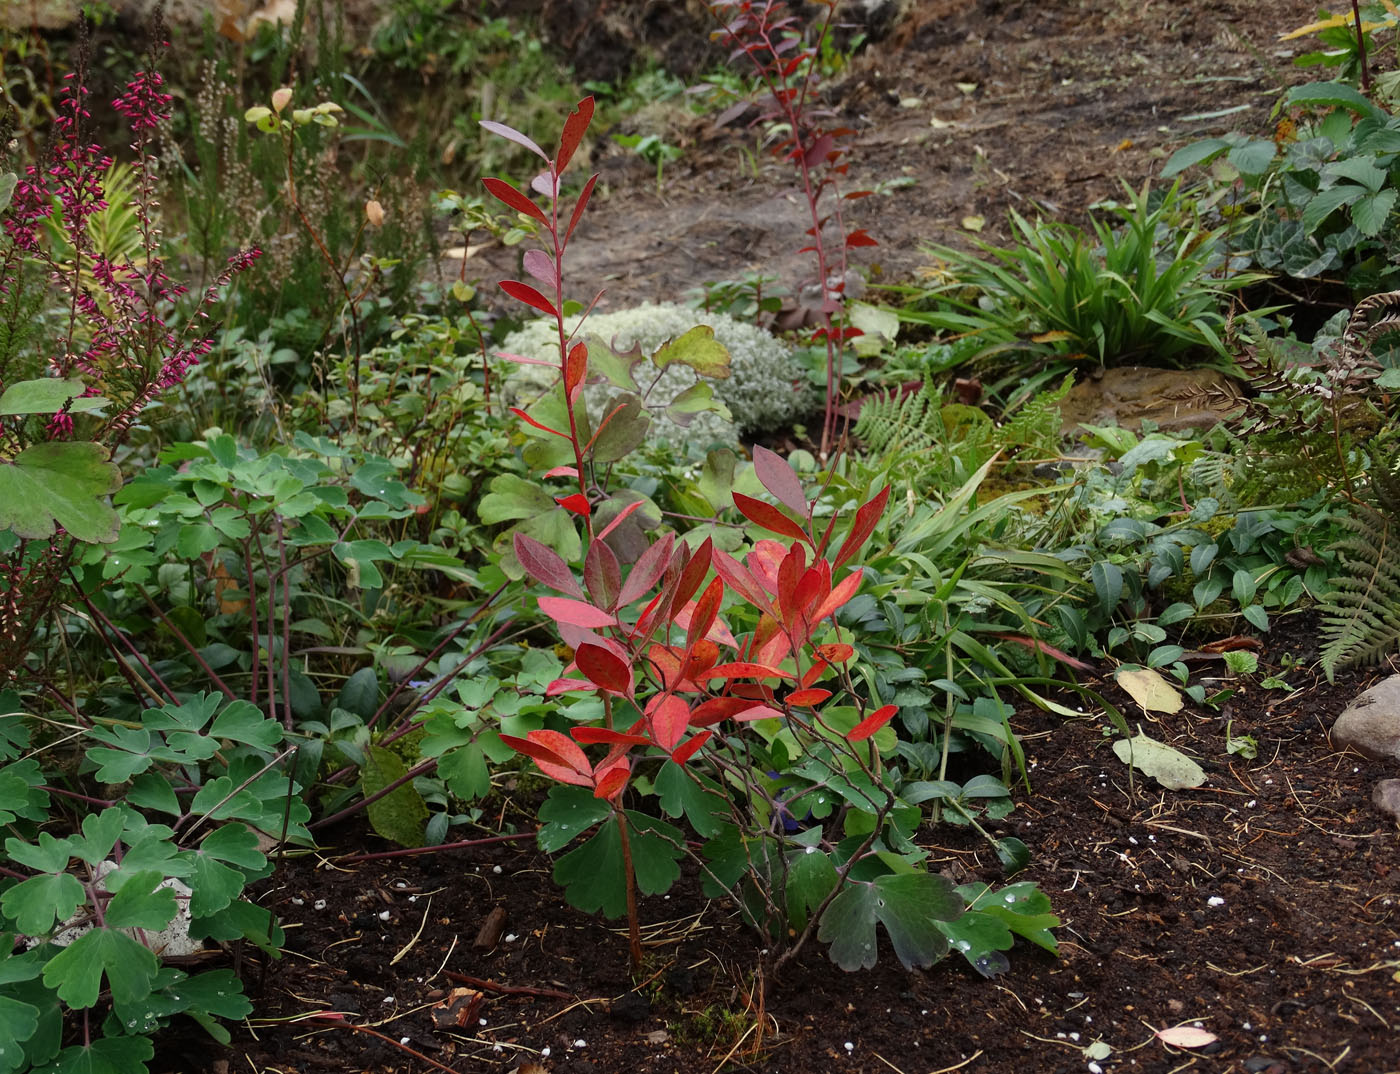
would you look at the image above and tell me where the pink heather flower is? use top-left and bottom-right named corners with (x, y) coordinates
top-left (45, 411), bottom-right (74, 439)
top-left (113, 71), bottom-right (173, 132)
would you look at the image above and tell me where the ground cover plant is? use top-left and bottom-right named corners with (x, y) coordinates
top-left (1, 1), bottom-right (1398, 1072)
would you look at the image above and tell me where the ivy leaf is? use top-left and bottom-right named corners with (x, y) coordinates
top-left (818, 871), bottom-right (960, 971)
top-left (33, 1035), bottom-right (154, 1074)
top-left (362, 746), bottom-right (427, 849)
top-left (0, 442), bottom-right (122, 543)
top-left (42, 929), bottom-right (159, 1009)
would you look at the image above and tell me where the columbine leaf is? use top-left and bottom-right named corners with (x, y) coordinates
top-left (35, 1035), bottom-right (154, 1074)
top-left (819, 871), bottom-right (960, 971)
top-left (0, 442), bottom-right (122, 543)
top-left (207, 698), bottom-right (284, 750)
top-left (654, 761), bottom-right (728, 839)
top-left (42, 929), bottom-right (159, 1010)
top-left (538, 784), bottom-right (613, 852)
top-left (552, 812), bottom-right (683, 917)
top-left (187, 824), bottom-right (268, 917)
top-left (1, 872), bottom-right (85, 936)
top-left (0, 994), bottom-right (40, 1061)
top-left (104, 871), bottom-right (176, 931)
top-left (785, 847), bottom-right (839, 932)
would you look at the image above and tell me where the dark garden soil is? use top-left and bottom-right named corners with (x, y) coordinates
top-left (169, 2), bottom-right (1400, 1072)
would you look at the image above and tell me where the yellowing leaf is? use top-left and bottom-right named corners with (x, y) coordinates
top-left (1115, 667), bottom-right (1183, 714)
top-left (1113, 731), bottom-right (1206, 790)
top-left (1157, 1025), bottom-right (1218, 1048)
top-left (961, 215), bottom-right (985, 232)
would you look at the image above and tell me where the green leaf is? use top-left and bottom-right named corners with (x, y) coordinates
top-left (1352, 187), bottom-right (1397, 237)
top-left (0, 993), bottom-right (40, 1058)
top-left (552, 812), bottom-right (684, 917)
top-left (1286, 80), bottom-right (1384, 121)
top-left (538, 784), bottom-right (612, 853)
top-left (207, 699), bottom-right (283, 750)
top-left (651, 325), bottom-right (731, 378)
top-left (362, 745), bottom-right (427, 849)
top-left (785, 847), bottom-right (839, 931)
top-left (437, 745), bottom-right (491, 801)
top-left (1090, 560), bottom-right (1123, 614)
top-left (590, 394), bottom-right (649, 463)
top-left (335, 668), bottom-right (380, 719)
top-left (70, 809), bottom-right (125, 866)
top-left (478, 473), bottom-right (556, 524)
top-left (42, 929), bottom-right (159, 1010)
top-left (1, 872), bottom-right (85, 936)
top-left (973, 881), bottom-right (1060, 954)
top-left (5, 831), bottom-right (75, 873)
top-left (1301, 183), bottom-right (1365, 234)
top-left (104, 872), bottom-right (176, 931)
top-left (0, 442), bottom-right (122, 543)
top-left (654, 761), bottom-right (728, 839)
top-left (1160, 137), bottom-right (1230, 177)
top-left (34, 1035), bottom-right (154, 1074)
top-left (1225, 138), bottom-right (1277, 176)
top-left (189, 899), bottom-right (283, 955)
top-left (818, 871), bottom-right (960, 971)
top-left (0, 379), bottom-right (105, 416)
top-left (187, 824), bottom-right (267, 917)
top-left (0, 172), bottom-right (15, 213)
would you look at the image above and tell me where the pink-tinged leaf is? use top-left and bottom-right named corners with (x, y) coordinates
top-left (523, 248), bottom-right (555, 286)
top-left (775, 544), bottom-right (807, 625)
top-left (802, 132), bottom-right (835, 169)
top-left (987, 633), bottom-right (1096, 672)
top-left (646, 694), bottom-right (690, 750)
top-left (556, 493), bottom-right (591, 517)
top-left (792, 562), bottom-right (830, 623)
top-left (530, 170), bottom-right (557, 198)
top-left (565, 173), bottom-right (600, 246)
top-left (689, 696), bottom-right (755, 727)
top-left (573, 727), bottom-right (650, 746)
top-left (673, 603), bottom-right (737, 649)
top-left (670, 731), bottom-right (712, 764)
top-left (509, 406), bottom-right (569, 438)
top-left (752, 445), bottom-right (808, 515)
top-left (592, 757), bottom-right (630, 801)
top-left (596, 498), bottom-right (644, 542)
top-left (496, 349), bottom-right (556, 367)
top-left (733, 704), bottom-right (784, 722)
top-left (617, 533), bottom-right (675, 608)
top-left (584, 539), bottom-right (621, 611)
top-left (479, 121), bottom-right (549, 161)
top-left (815, 642), bottom-right (855, 664)
top-left (575, 641), bottom-right (632, 695)
top-left (844, 189), bottom-right (876, 200)
top-left (514, 533), bottom-right (584, 598)
top-left (544, 676), bottom-right (592, 696)
top-left (811, 568), bottom-right (864, 624)
top-left (544, 465), bottom-right (579, 479)
top-left (556, 96), bottom-right (595, 175)
top-left (500, 730), bottom-right (592, 786)
top-left (686, 576), bottom-right (724, 652)
top-left (564, 340), bottom-right (588, 400)
top-left (706, 662), bottom-right (792, 681)
top-left (834, 486), bottom-right (890, 569)
top-left (711, 547), bottom-right (777, 617)
top-left (746, 540), bottom-right (788, 595)
top-left (847, 704), bottom-right (897, 742)
top-left (668, 538), bottom-right (714, 620)
top-left (733, 492), bottom-right (811, 545)
top-left (786, 688), bottom-right (831, 707)
top-left (480, 176), bottom-right (547, 225)
top-left (645, 645), bottom-right (693, 693)
top-left (499, 279), bottom-right (559, 318)
top-left (1156, 1027), bottom-right (1218, 1049)
top-left (537, 596), bottom-right (615, 629)
top-left (845, 228), bottom-right (879, 248)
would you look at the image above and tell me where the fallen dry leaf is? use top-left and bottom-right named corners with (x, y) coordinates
top-left (1157, 1024), bottom-right (1218, 1048)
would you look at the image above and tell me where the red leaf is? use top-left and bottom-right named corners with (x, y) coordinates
top-left (732, 492), bottom-right (811, 545)
top-left (834, 486), bottom-right (890, 570)
top-left (564, 340), bottom-right (589, 400)
top-left (705, 661), bottom-right (792, 680)
top-left (513, 533), bottom-right (584, 598)
top-left (670, 731), bottom-right (712, 764)
top-left (752, 445), bottom-right (808, 515)
top-left (496, 350), bottom-right (556, 367)
top-left (987, 633), bottom-right (1096, 673)
top-left (509, 406), bottom-right (568, 439)
top-left (499, 279), bottom-right (559, 318)
top-left (669, 538), bottom-right (714, 621)
top-left (845, 229), bottom-right (879, 248)
top-left (747, 540), bottom-right (788, 595)
top-left (500, 730), bottom-right (592, 786)
top-left (479, 122), bottom-right (549, 162)
top-left (688, 696), bottom-right (754, 727)
top-left (544, 676), bottom-right (592, 696)
top-left (811, 568), bottom-right (864, 624)
top-left (555, 96), bottom-right (595, 175)
top-left (575, 641), bottom-right (632, 695)
top-left (573, 727), bottom-right (650, 746)
top-left (583, 539), bottom-right (621, 611)
top-left (537, 596), bottom-right (615, 629)
top-left (596, 498), bottom-right (645, 542)
top-left (785, 688), bottom-right (831, 707)
top-left (481, 176), bottom-right (548, 224)
top-left (617, 533), bottom-right (675, 608)
top-left (592, 758), bottom-right (630, 801)
top-left (776, 543), bottom-right (807, 624)
top-left (544, 465), bottom-right (579, 479)
top-left (844, 190), bottom-right (876, 200)
top-left (522, 248), bottom-right (555, 286)
top-left (711, 547), bottom-right (777, 617)
top-left (848, 704), bottom-right (897, 742)
top-left (686, 576), bottom-right (724, 652)
top-left (802, 132), bottom-right (835, 169)
top-left (646, 694), bottom-right (690, 750)
top-left (556, 493), bottom-right (591, 517)
top-left (792, 562), bottom-right (830, 623)
top-left (815, 642), bottom-right (854, 664)
top-left (565, 173), bottom-right (600, 246)
top-left (673, 603), bottom-right (737, 649)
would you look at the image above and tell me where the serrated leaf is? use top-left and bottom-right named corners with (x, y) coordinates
top-left (1352, 187), bottom-right (1397, 236)
top-left (1113, 731), bottom-right (1205, 790)
top-left (651, 325), bottom-right (731, 378)
top-left (0, 442), bottom-right (122, 543)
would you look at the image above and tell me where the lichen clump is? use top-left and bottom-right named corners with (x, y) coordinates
top-left (501, 302), bottom-right (815, 447)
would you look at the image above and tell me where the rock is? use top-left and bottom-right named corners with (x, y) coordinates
top-left (1373, 779), bottom-right (1400, 823)
top-left (1332, 676), bottom-right (1400, 761)
top-left (1059, 366), bottom-right (1242, 434)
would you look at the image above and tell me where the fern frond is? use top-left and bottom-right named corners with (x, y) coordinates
top-left (1319, 464), bottom-right (1400, 677)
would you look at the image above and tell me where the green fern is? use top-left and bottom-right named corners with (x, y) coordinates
top-left (1319, 462), bottom-right (1400, 678)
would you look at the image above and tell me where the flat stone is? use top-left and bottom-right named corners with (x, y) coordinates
top-left (1373, 779), bottom-right (1400, 823)
top-left (1332, 676), bottom-right (1400, 762)
top-left (1059, 366), bottom-right (1242, 434)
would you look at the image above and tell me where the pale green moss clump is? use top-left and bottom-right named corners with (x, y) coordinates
top-left (501, 302), bottom-right (816, 447)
